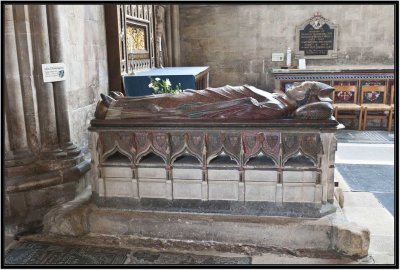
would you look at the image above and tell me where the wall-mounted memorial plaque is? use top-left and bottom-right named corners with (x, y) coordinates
top-left (295, 12), bottom-right (338, 59)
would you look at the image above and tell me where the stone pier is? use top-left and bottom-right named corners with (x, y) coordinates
top-left (4, 5), bottom-right (90, 238)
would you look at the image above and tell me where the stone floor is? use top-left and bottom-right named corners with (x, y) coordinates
top-left (3, 130), bottom-right (396, 265)
top-left (336, 129), bottom-right (394, 144)
top-left (4, 241), bottom-right (251, 265)
top-left (334, 130), bottom-right (395, 265)
top-left (336, 164), bottom-right (394, 215)
top-left (2, 237), bottom-right (373, 265)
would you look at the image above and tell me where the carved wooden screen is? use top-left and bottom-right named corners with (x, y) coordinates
top-left (119, 5), bottom-right (155, 74)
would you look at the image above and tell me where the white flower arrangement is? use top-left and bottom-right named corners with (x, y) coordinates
top-left (148, 77), bottom-right (182, 94)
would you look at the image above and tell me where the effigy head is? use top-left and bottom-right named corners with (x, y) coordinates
top-left (286, 81), bottom-right (335, 107)
top-left (286, 81), bottom-right (335, 120)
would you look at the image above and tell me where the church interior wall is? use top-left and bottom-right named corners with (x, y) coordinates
top-left (59, 5), bottom-right (108, 151)
top-left (179, 5), bottom-right (394, 90)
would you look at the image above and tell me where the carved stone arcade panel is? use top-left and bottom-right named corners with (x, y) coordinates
top-left (91, 129), bottom-right (334, 216)
top-left (97, 131), bottom-right (323, 169)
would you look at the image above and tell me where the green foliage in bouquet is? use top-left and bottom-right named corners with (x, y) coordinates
top-left (148, 77), bottom-right (182, 94)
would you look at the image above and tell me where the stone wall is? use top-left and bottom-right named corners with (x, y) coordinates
top-left (59, 5), bottom-right (108, 150)
top-left (179, 5), bottom-right (394, 90)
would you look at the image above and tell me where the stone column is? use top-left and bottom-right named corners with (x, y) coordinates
top-left (155, 5), bottom-right (166, 68)
top-left (4, 5), bottom-right (32, 160)
top-left (28, 5), bottom-right (62, 160)
top-left (46, 5), bottom-right (80, 156)
top-left (12, 5), bottom-right (41, 155)
top-left (170, 5), bottom-right (180, 67)
top-left (4, 112), bottom-right (12, 161)
top-left (165, 6), bottom-right (172, 67)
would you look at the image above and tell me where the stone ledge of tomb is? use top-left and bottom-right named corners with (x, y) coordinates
top-left (40, 196), bottom-right (370, 258)
top-left (89, 118), bottom-right (342, 129)
top-left (90, 193), bottom-right (337, 219)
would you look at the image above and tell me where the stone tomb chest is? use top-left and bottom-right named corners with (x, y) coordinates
top-left (89, 120), bottom-right (340, 218)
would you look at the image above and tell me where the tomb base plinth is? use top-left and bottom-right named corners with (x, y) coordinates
top-left (42, 189), bottom-right (370, 258)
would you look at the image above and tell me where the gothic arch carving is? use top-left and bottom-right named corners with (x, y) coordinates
top-left (137, 149), bottom-right (166, 165)
top-left (170, 132), bottom-right (204, 164)
top-left (100, 131), bottom-right (135, 159)
top-left (206, 132), bottom-right (240, 165)
top-left (282, 133), bottom-right (322, 166)
top-left (207, 149), bottom-right (239, 166)
top-left (283, 150), bottom-right (316, 167)
top-left (244, 149), bottom-right (277, 167)
top-left (102, 146), bottom-right (132, 164)
top-left (172, 151), bottom-right (201, 165)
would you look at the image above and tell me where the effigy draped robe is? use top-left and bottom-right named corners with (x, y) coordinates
top-left (97, 82), bottom-right (335, 121)
top-left (105, 85), bottom-right (296, 121)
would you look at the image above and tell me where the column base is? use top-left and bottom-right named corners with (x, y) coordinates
top-left (37, 142), bottom-right (83, 171)
top-left (60, 141), bottom-right (82, 157)
top-left (4, 149), bottom-right (37, 178)
top-left (4, 159), bottom-right (91, 238)
top-left (36, 154), bottom-right (84, 171)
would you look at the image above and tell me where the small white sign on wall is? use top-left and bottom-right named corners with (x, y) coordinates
top-left (42, 63), bottom-right (66, 83)
top-left (272, 53), bottom-right (284, 62)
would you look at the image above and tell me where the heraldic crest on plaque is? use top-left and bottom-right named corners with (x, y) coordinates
top-left (295, 12), bottom-right (338, 59)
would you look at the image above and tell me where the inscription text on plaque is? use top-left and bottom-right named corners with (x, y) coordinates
top-left (295, 12), bottom-right (338, 59)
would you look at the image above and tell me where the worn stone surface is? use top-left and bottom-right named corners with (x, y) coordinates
top-left (12, 6), bottom-right (41, 155)
top-left (138, 168), bottom-right (166, 179)
top-left (334, 187), bottom-right (344, 208)
top-left (4, 5), bottom-right (30, 153)
top-left (125, 250), bottom-right (251, 264)
top-left (179, 5), bottom-right (394, 89)
top-left (245, 182), bottom-right (276, 201)
top-left (5, 178), bottom-right (88, 239)
top-left (4, 240), bottom-right (254, 265)
top-left (93, 194), bottom-right (334, 218)
top-left (42, 199), bottom-right (370, 258)
top-left (58, 5), bottom-right (108, 150)
top-left (104, 178), bottom-right (135, 198)
top-left (245, 170), bottom-right (277, 181)
top-left (103, 167), bottom-right (132, 178)
top-left (24, 182), bottom-right (77, 209)
top-left (4, 241), bottom-right (129, 264)
top-left (173, 180), bottom-right (203, 199)
top-left (331, 222), bottom-right (370, 257)
top-left (29, 5), bottom-right (60, 152)
top-left (173, 168), bottom-right (202, 180)
top-left (251, 253), bottom-right (360, 264)
top-left (138, 180), bottom-right (168, 198)
top-left (6, 182), bottom-right (78, 220)
top-left (43, 187), bottom-right (92, 236)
